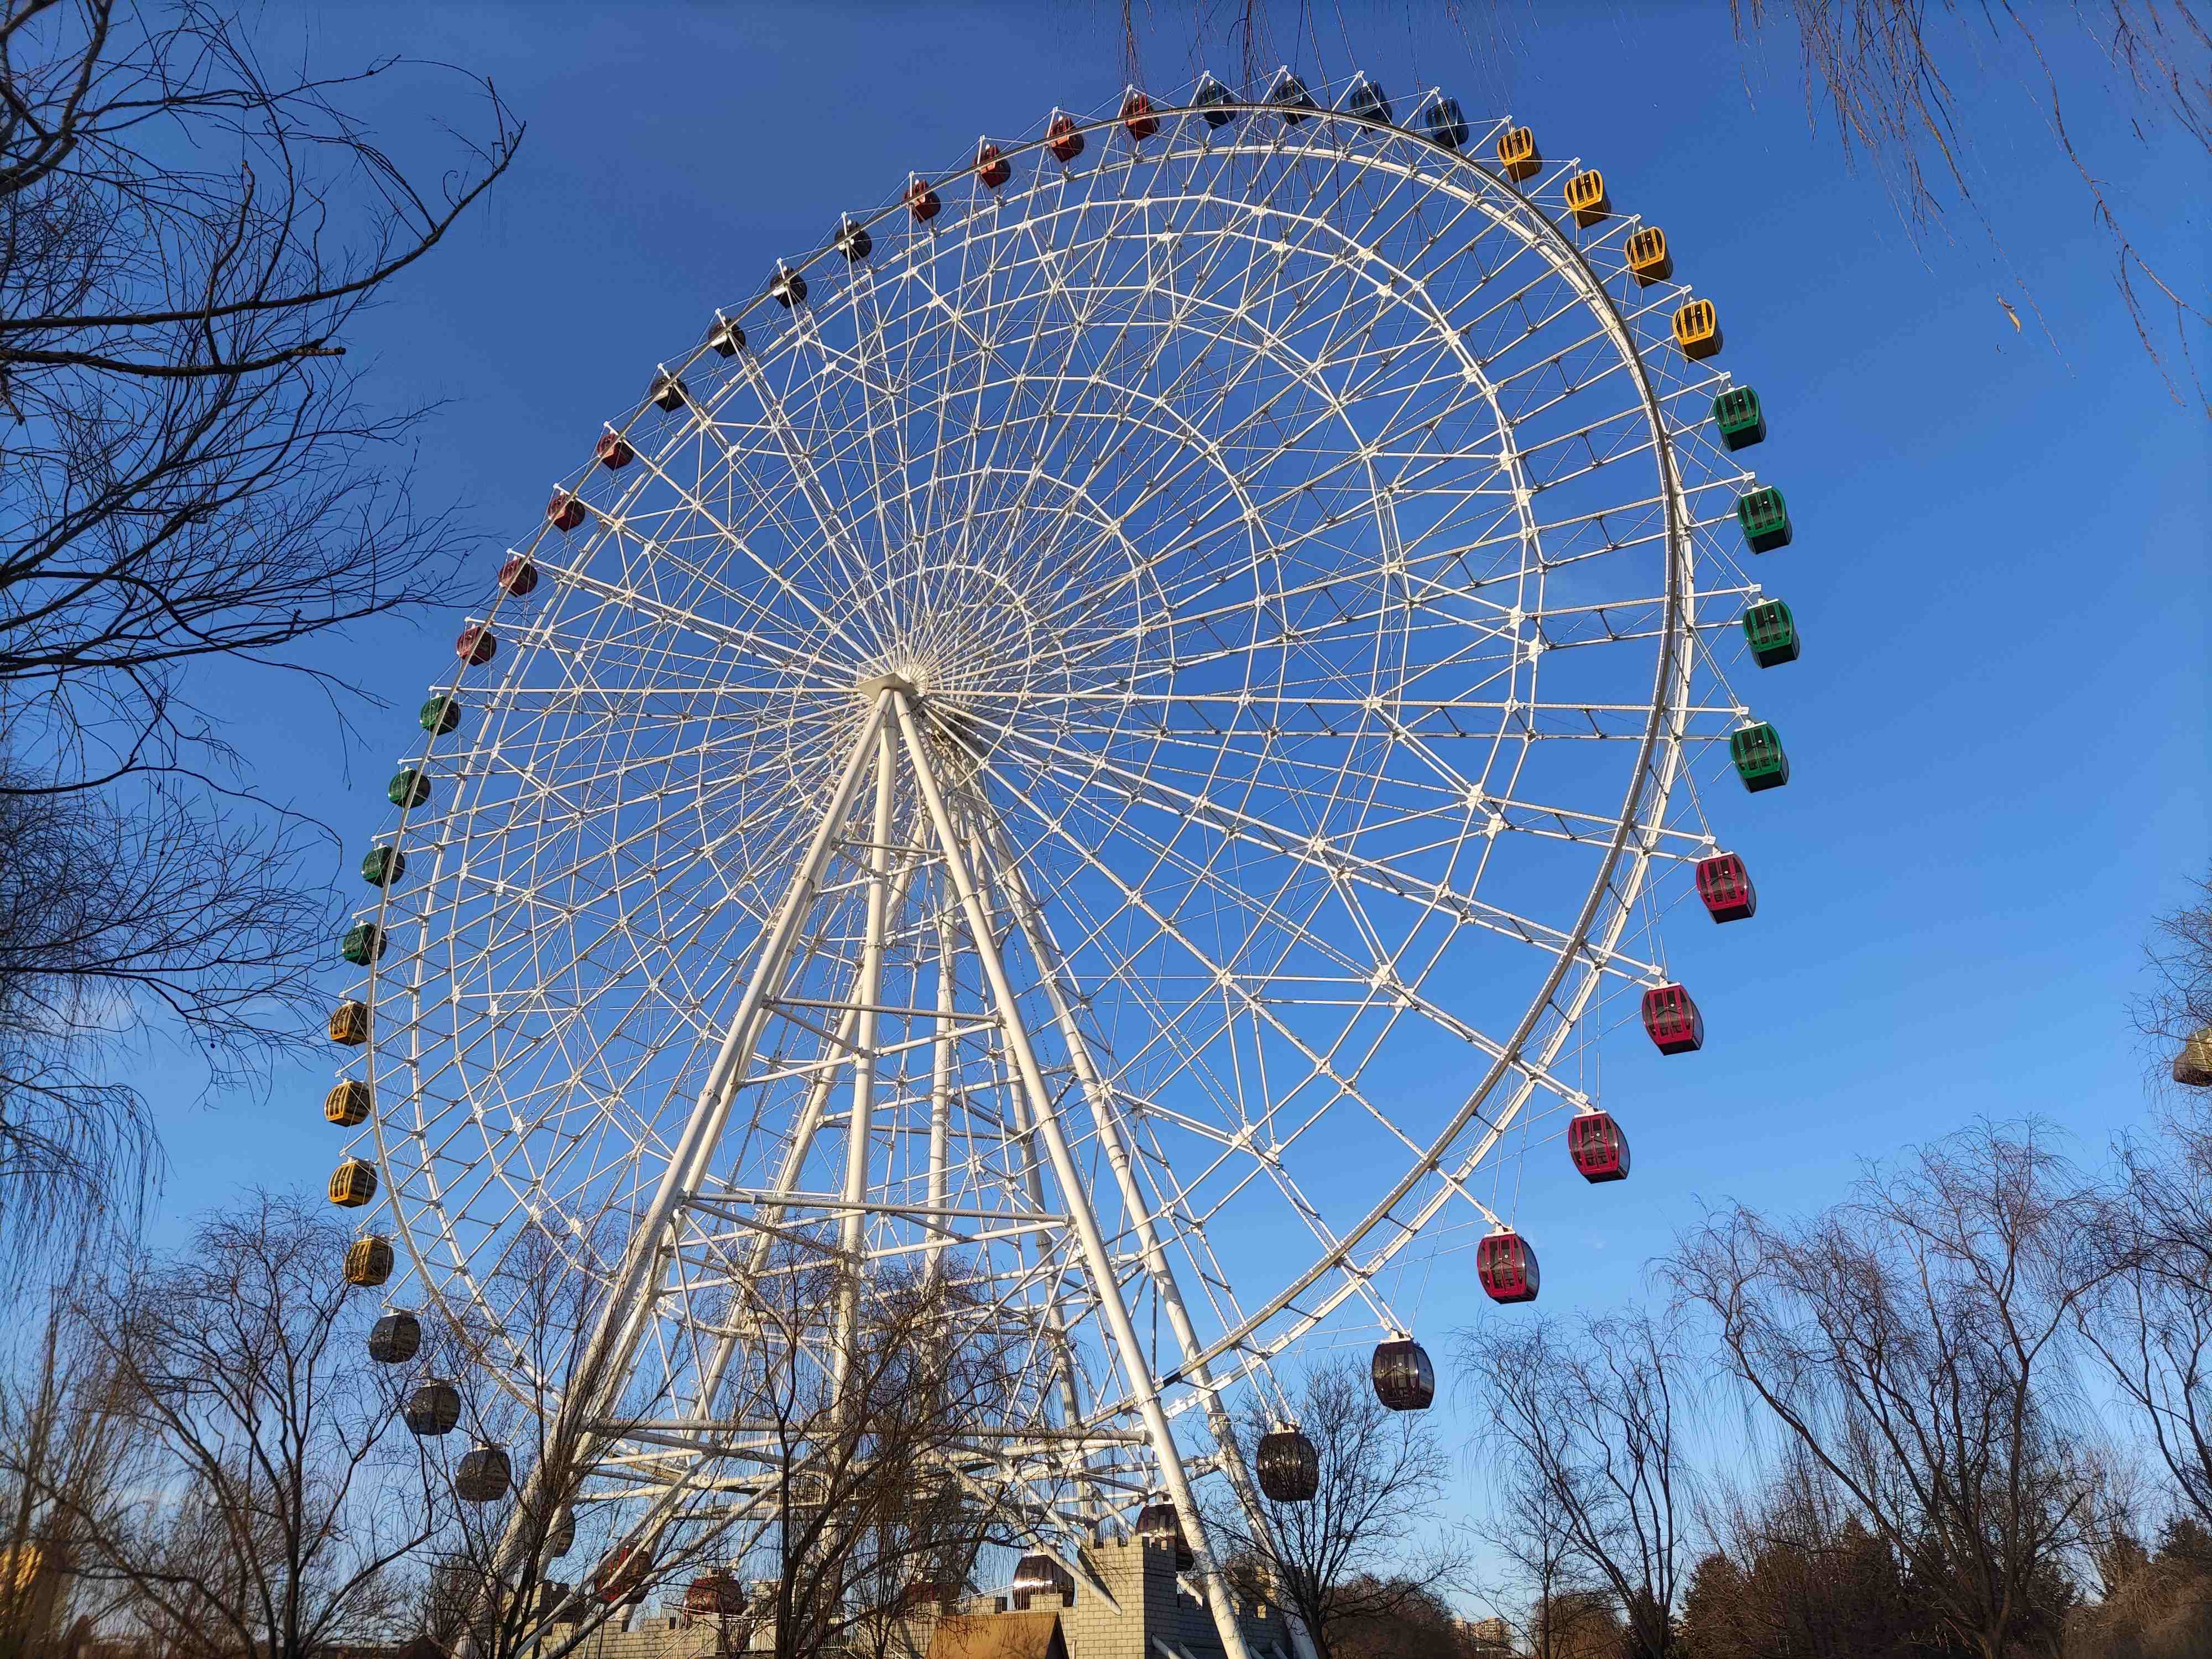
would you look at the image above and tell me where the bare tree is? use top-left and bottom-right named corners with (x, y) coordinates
top-left (1665, 1121), bottom-right (2104, 1659)
top-left (1204, 1358), bottom-right (1468, 1659)
top-left (1458, 1310), bottom-right (1695, 1659)
top-left (0, 0), bottom-right (519, 1274)
top-left (40, 1191), bottom-right (440, 1659)
top-left (2085, 873), bottom-right (2212, 1533)
top-left (2134, 869), bottom-right (2212, 1079)
top-left (408, 1223), bottom-right (644, 1659)
top-left (701, 1251), bottom-right (1027, 1659)
top-left (1730, 0), bottom-right (2210, 414)
top-left (0, 1296), bottom-right (147, 1657)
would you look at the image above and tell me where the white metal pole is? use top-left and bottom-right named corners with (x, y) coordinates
top-left (834, 719), bottom-right (900, 1394)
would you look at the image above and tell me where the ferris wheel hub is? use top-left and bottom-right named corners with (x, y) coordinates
top-left (854, 671), bottom-right (920, 701)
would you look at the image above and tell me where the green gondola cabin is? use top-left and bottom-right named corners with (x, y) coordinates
top-left (1741, 599), bottom-right (1800, 667)
top-left (419, 696), bottom-right (460, 736)
top-left (388, 770), bottom-right (430, 809)
top-left (1736, 486), bottom-right (1792, 553)
top-left (341, 922), bottom-right (386, 966)
top-left (361, 845), bottom-right (405, 888)
top-left (1712, 386), bottom-right (1766, 450)
top-left (1730, 722), bottom-right (1790, 792)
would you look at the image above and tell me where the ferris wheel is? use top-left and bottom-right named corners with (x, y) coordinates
top-left (320, 66), bottom-right (1801, 1656)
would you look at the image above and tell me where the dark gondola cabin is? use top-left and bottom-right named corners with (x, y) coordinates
top-left (457, 624), bottom-right (497, 666)
top-left (324, 1079), bottom-right (372, 1127)
top-left (650, 373), bottom-right (688, 412)
top-left (343, 1235), bottom-right (393, 1286)
top-left (595, 433), bottom-right (635, 469)
top-left (1420, 95), bottom-right (1468, 149)
top-left (1564, 170), bottom-right (1609, 226)
top-left (1477, 1230), bottom-right (1540, 1303)
top-left (1194, 74), bottom-right (1236, 127)
top-left (419, 695), bottom-right (461, 736)
top-left (1256, 1426), bottom-right (1319, 1501)
top-left (835, 221), bottom-right (872, 263)
top-left (770, 266), bottom-right (808, 307)
top-left (1694, 852), bottom-right (1757, 923)
top-left (328, 1000), bottom-right (369, 1045)
top-left (546, 490), bottom-right (586, 531)
top-left (1135, 1500), bottom-right (1194, 1568)
top-left (361, 846), bottom-right (405, 889)
top-left (1046, 113), bottom-right (1085, 164)
top-left (499, 556), bottom-right (540, 597)
top-left (1269, 69), bottom-right (1315, 122)
top-left (977, 140), bottom-right (1012, 187)
top-left (1120, 88), bottom-right (1159, 143)
top-left (1640, 984), bottom-right (1704, 1055)
top-left (906, 177), bottom-right (942, 223)
top-left (686, 1575), bottom-right (746, 1616)
top-left (1011, 1554), bottom-right (1074, 1609)
top-left (2176, 1028), bottom-right (2212, 1088)
top-left (1712, 386), bottom-right (1766, 450)
top-left (1343, 75), bottom-right (1391, 125)
top-left (341, 922), bottom-right (386, 966)
top-left (1625, 226), bottom-right (1673, 285)
top-left (1741, 599), bottom-right (1799, 667)
top-left (708, 319), bottom-right (747, 357)
top-left (1735, 486), bottom-right (1792, 553)
top-left (457, 1445), bottom-right (513, 1503)
top-left (1567, 1112), bottom-right (1630, 1183)
top-left (328, 1158), bottom-right (377, 1207)
top-left (1496, 126), bottom-right (1540, 182)
top-left (405, 1380), bottom-right (461, 1437)
top-left (368, 1310), bottom-right (421, 1363)
top-left (1370, 1337), bottom-right (1434, 1411)
top-left (1729, 722), bottom-right (1790, 792)
top-left (388, 769), bottom-right (430, 809)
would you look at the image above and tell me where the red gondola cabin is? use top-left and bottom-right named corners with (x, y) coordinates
top-left (1046, 112), bottom-right (1085, 164)
top-left (1121, 89), bottom-right (1159, 143)
top-left (906, 177), bottom-right (941, 223)
top-left (1641, 984), bottom-right (1704, 1055)
top-left (1694, 852), bottom-right (1756, 923)
top-left (592, 1545), bottom-right (653, 1606)
top-left (596, 434), bottom-right (634, 470)
top-left (1567, 1112), bottom-right (1630, 1183)
top-left (456, 625), bottom-right (496, 666)
top-left (497, 556), bottom-right (539, 597)
top-left (977, 140), bottom-right (1011, 189)
top-left (1477, 1230), bottom-right (1540, 1304)
top-left (546, 490), bottom-right (586, 531)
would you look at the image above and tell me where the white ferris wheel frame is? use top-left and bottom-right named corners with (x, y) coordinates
top-left (334, 69), bottom-right (1781, 1659)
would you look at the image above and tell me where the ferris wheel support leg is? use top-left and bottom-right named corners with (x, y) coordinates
top-left (471, 695), bottom-right (893, 1624)
top-left (979, 828), bottom-right (1322, 1659)
top-left (834, 719), bottom-right (900, 1397)
top-left (893, 694), bottom-right (1254, 1659)
top-left (926, 899), bottom-right (955, 1284)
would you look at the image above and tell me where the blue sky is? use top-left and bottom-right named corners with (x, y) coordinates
top-left (140, 0), bottom-right (2205, 1468)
